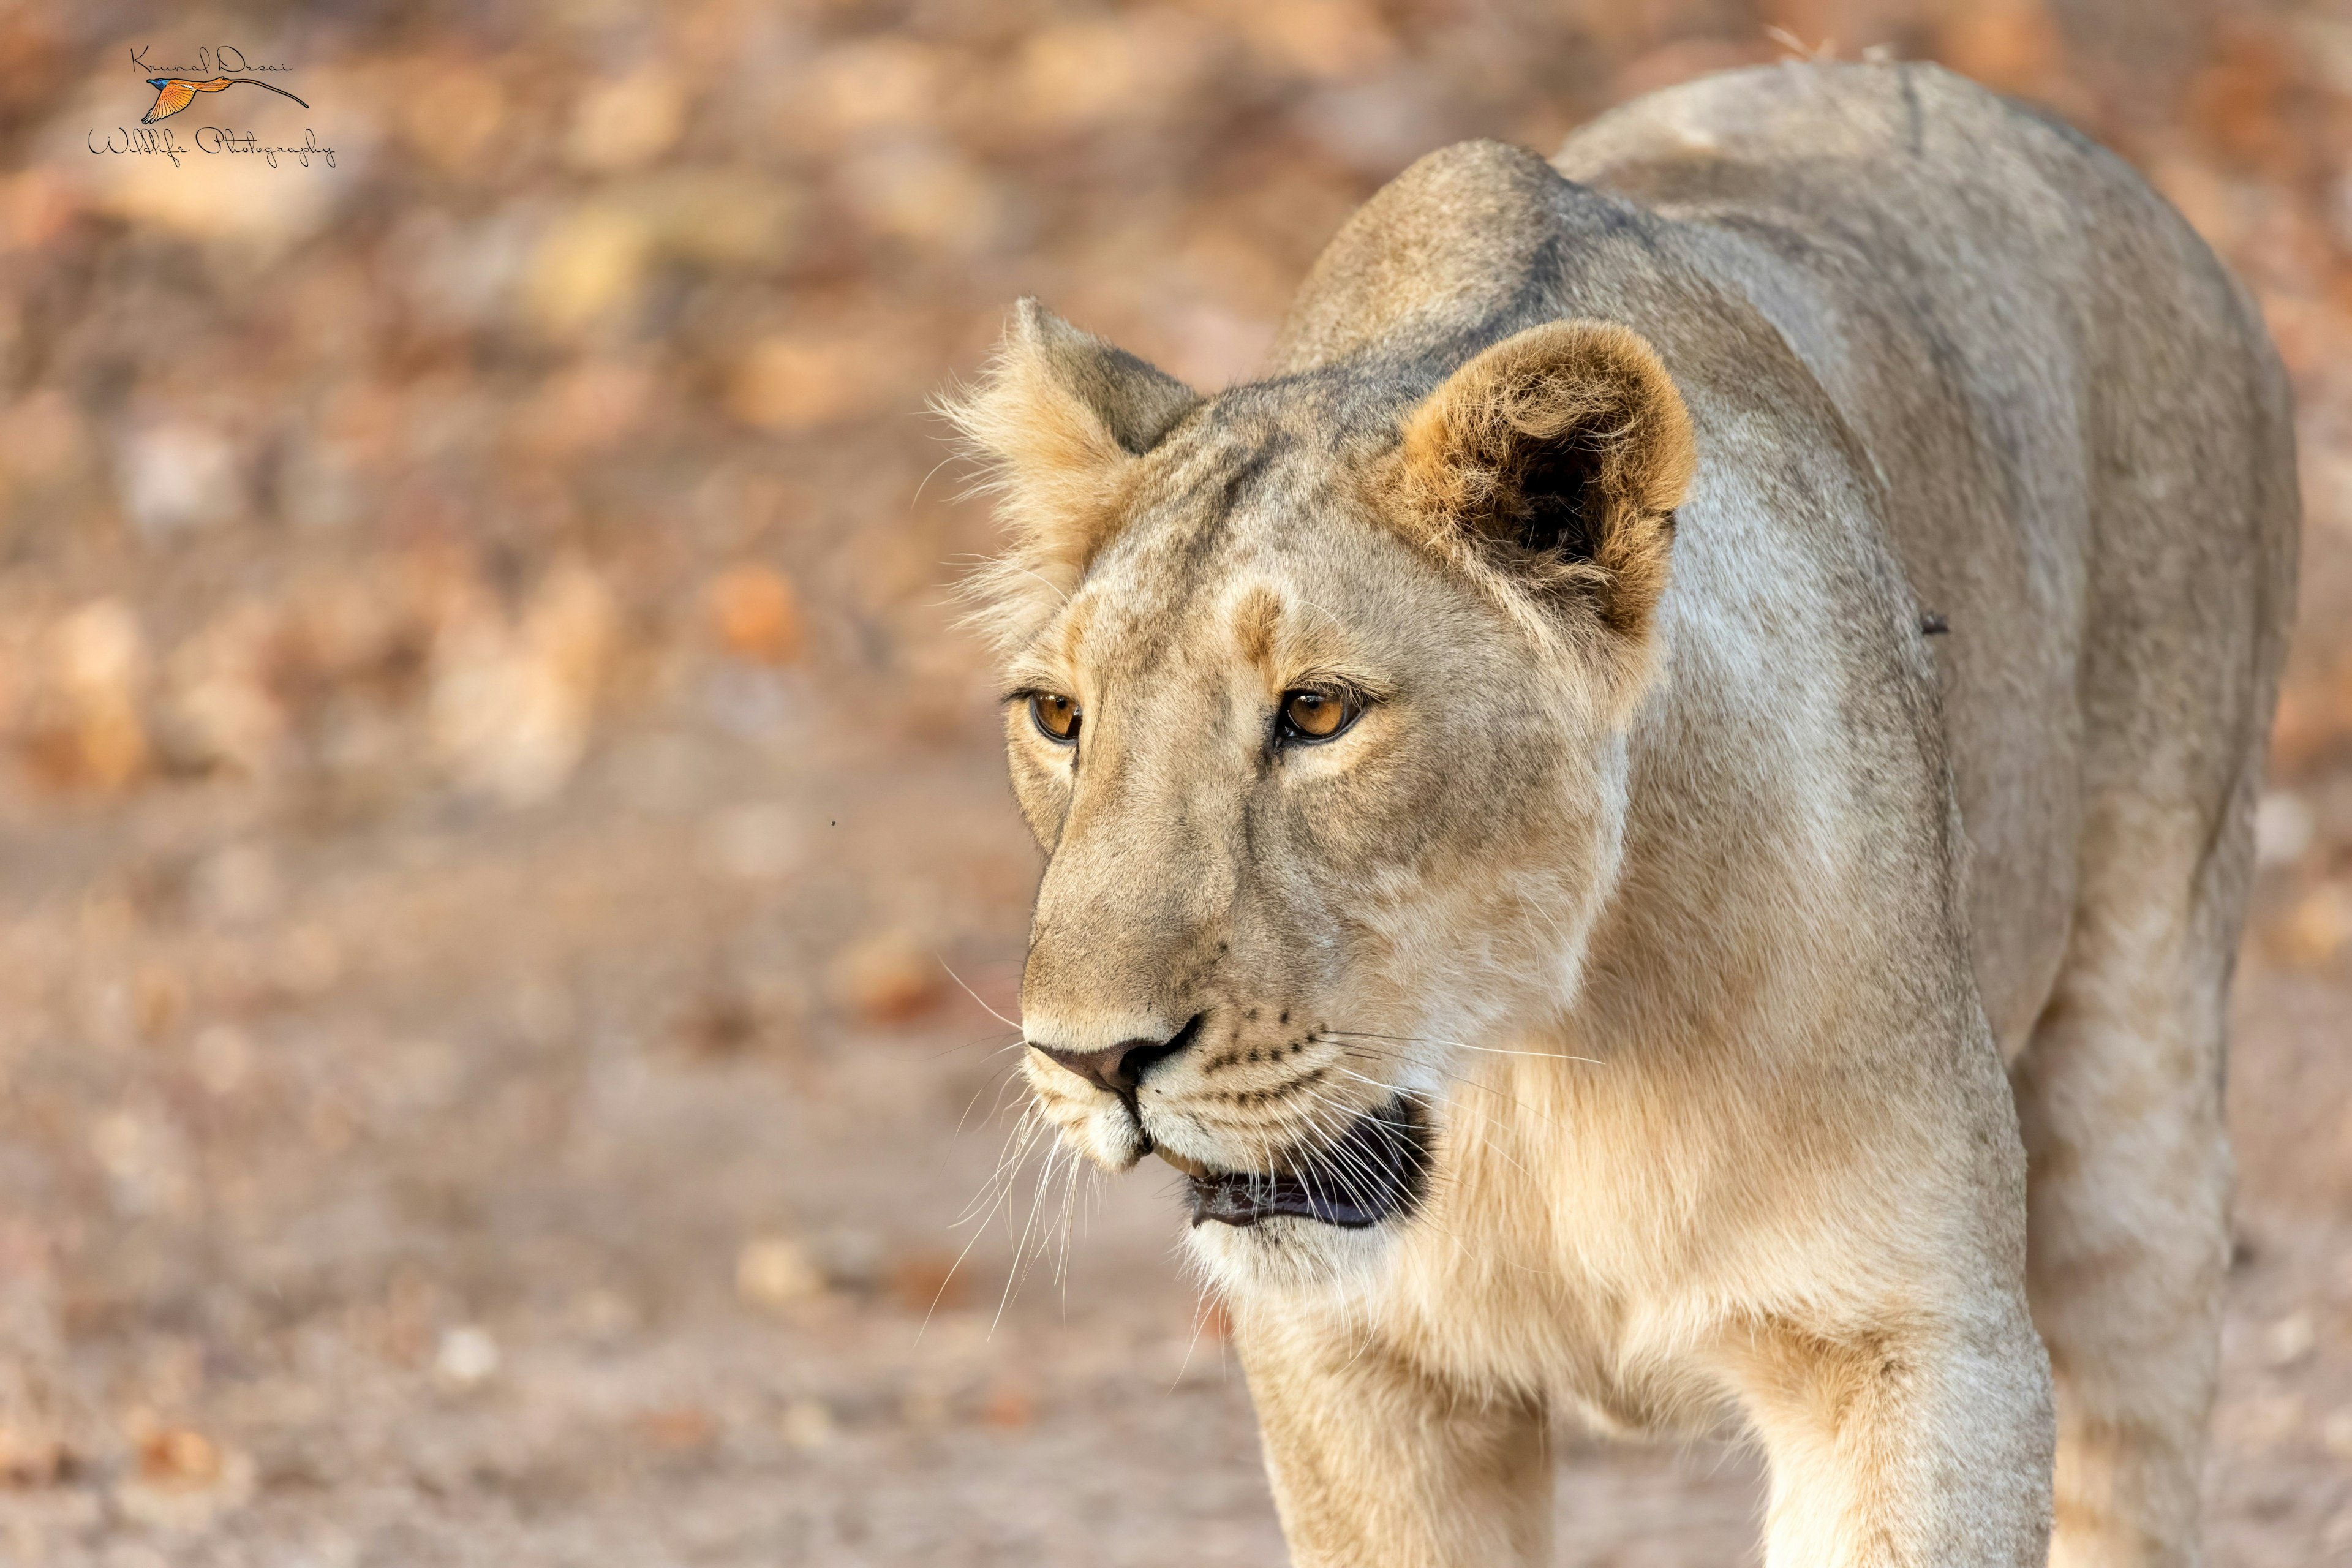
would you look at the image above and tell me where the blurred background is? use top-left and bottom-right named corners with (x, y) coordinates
top-left (0, 1), bottom-right (2346, 1562)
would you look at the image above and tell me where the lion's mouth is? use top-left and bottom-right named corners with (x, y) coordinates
top-left (1175, 1099), bottom-right (1429, 1229)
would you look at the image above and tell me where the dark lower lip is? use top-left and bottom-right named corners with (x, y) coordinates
top-left (1184, 1098), bottom-right (1428, 1230)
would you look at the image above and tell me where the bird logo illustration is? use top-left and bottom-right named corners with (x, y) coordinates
top-left (141, 76), bottom-right (308, 125)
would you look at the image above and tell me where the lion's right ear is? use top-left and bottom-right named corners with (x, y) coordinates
top-left (943, 300), bottom-right (1200, 641)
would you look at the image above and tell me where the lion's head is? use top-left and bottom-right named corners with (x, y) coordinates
top-left (949, 288), bottom-right (1692, 1291)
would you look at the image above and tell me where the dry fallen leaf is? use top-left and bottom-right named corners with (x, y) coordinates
top-left (21, 600), bottom-right (151, 791)
top-left (1934, 1), bottom-right (2062, 95)
top-left (736, 1235), bottom-right (826, 1310)
top-left (137, 1426), bottom-right (222, 1490)
top-left (115, 1419), bottom-right (254, 1529)
top-left (706, 565), bottom-right (803, 665)
top-left (567, 69), bottom-right (685, 173)
top-left (2275, 883), bottom-right (2352, 967)
top-left (431, 561), bottom-right (614, 805)
top-left (434, 1324), bottom-right (500, 1389)
top-left (980, 1380), bottom-right (1034, 1430)
top-left (634, 1404), bottom-right (718, 1452)
top-left (830, 931), bottom-right (946, 1025)
top-left (780, 1397), bottom-right (835, 1450)
top-left (725, 331), bottom-right (922, 432)
top-left (0, 1426), bottom-right (67, 1487)
top-left (887, 1248), bottom-right (967, 1314)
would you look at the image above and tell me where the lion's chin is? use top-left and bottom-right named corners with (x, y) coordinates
top-left (1182, 1202), bottom-right (1404, 1297)
top-left (1061, 1098), bottom-right (1152, 1171)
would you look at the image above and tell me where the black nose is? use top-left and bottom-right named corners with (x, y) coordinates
top-left (1035, 1016), bottom-right (1202, 1096)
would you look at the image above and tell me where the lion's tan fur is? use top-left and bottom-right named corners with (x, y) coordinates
top-left (948, 62), bottom-right (2294, 1568)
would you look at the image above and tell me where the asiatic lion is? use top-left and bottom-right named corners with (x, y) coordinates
top-left (949, 62), bottom-right (2295, 1567)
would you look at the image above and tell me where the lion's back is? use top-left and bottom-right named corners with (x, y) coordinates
top-left (1558, 62), bottom-right (2297, 1057)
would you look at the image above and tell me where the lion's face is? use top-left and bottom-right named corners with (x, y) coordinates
top-left (951, 303), bottom-right (1691, 1290)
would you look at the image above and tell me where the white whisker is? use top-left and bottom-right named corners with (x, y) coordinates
top-left (937, 957), bottom-right (1023, 1031)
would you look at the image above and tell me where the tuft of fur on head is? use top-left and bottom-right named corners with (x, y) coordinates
top-left (1393, 320), bottom-right (1694, 647)
top-left (938, 298), bottom-right (1201, 654)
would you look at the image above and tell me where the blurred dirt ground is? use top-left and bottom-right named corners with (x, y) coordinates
top-left (0, 2), bottom-right (2347, 1564)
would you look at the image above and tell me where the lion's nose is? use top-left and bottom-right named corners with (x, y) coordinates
top-left (1034, 1016), bottom-right (1202, 1095)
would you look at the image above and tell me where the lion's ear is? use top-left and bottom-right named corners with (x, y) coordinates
top-left (944, 300), bottom-right (1200, 625)
top-left (1396, 320), bottom-right (1693, 641)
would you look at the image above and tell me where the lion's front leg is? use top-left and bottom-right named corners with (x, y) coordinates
top-left (1237, 1304), bottom-right (1550, 1568)
top-left (1721, 1303), bottom-right (2056, 1567)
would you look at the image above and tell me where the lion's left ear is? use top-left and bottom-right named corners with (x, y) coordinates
top-left (944, 300), bottom-right (1201, 640)
top-left (1395, 320), bottom-right (1694, 641)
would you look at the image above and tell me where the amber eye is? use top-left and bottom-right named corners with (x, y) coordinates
top-left (1278, 687), bottom-right (1362, 745)
top-left (1030, 693), bottom-right (1081, 743)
